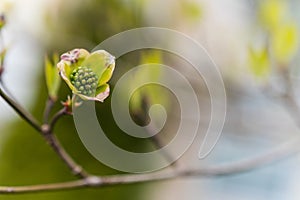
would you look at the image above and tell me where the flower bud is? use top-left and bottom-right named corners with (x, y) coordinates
top-left (0, 14), bottom-right (5, 30)
top-left (57, 48), bottom-right (115, 102)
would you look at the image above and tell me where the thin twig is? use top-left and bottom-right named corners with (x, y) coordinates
top-left (41, 128), bottom-right (90, 179)
top-left (0, 85), bottom-right (88, 179)
top-left (145, 124), bottom-right (177, 167)
top-left (41, 106), bottom-right (89, 178)
top-left (280, 66), bottom-right (300, 128)
top-left (0, 137), bottom-right (299, 194)
top-left (281, 93), bottom-right (300, 128)
top-left (0, 79), bottom-right (15, 99)
top-left (139, 96), bottom-right (177, 166)
top-left (49, 107), bottom-right (68, 131)
top-left (43, 97), bottom-right (55, 124)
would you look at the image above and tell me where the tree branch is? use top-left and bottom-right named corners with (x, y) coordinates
top-left (41, 127), bottom-right (90, 179)
top-left (43, 97), bottom-right (55, 124)
top-left (145, 124), bottom-right (177, 167)
top-left (41, 107), bottom-right (89, 179)
top-left (0, 85), bottom-right (89, 179)
top-left (0, 137), bottom-right (299, 194)
top-left (48, 107), bottom-right (68, 131)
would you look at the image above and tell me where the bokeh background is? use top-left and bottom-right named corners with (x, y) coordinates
top-left (1, 0), bottom-right (300, 199)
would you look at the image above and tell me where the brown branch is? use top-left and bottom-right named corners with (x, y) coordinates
top-left (48, 107), bottom-right (68, 131)
top-left (0, 180), bottom-right (89, 194)
top-left (42, 107), bottom-right (89, 178)
top-left (137, 96), bottom-right (177, 167)
top-left (145, 124), bottom-right (177, 167)
top-left (43, 97), bottom-right (55, 124)
top-left (272, 65), bottom-right (300, 129)
top-left (0, 85), bottom-right (89, 179)
top-left (41, 127), bottom-right (90, 178)
top-left (0, 137), bottom-right (299, 194)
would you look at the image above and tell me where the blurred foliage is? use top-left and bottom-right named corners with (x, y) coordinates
top-left (0, 49), bottom-right (5, 72)
top-left (97, 50), bottom-right (174, 153)
top-left (129, 51), bottom-right (169, 121)
top-left (248, 46), bottom-right (270, 79)
top-left (179, 1), bottom-right (202, 23)
top-left (258, 0), bottom-right (287, 31)
top-left (43, 0), bottom-right (145, 51)
top-left (0, 14), bottom-right (5, 30)
top-left (271, 22), bottom-right (298, 63)
top-left (249, 0), bottom-right (299, 79)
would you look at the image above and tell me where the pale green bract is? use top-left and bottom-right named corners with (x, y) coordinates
top-left (57, 48), bottom-right (115, 102)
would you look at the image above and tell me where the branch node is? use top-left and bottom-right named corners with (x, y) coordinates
top-left (73, 166), bottom-right (84, 176)
top-left (41, 124), bottom-right (50, 134)
top-left (85, 176), bottom-right (102, 186)
top-left (7, 187), bottom-right (14, 193)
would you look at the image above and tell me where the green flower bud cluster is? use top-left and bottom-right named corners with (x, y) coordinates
top-left (58, 48), bottom-right (115, 102)
top-left (70, 66), bottom-right (98, 96)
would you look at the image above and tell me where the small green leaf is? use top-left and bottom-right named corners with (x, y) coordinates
top-left (180, 1), bottom-right (202, 22)
top-left (259, 0), bottom-right (287, 30)
top-left (45, 54), bottom-right (61, 100)
top-left (248, 46), bottom-right (270, 78)
top-left (129, 51), bottom-right (170, 114)
top-left (272, 22), bottom-right (299, 64)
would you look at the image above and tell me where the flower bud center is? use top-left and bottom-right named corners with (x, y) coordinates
top-left (70, 66), bottom-right (98, 96)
